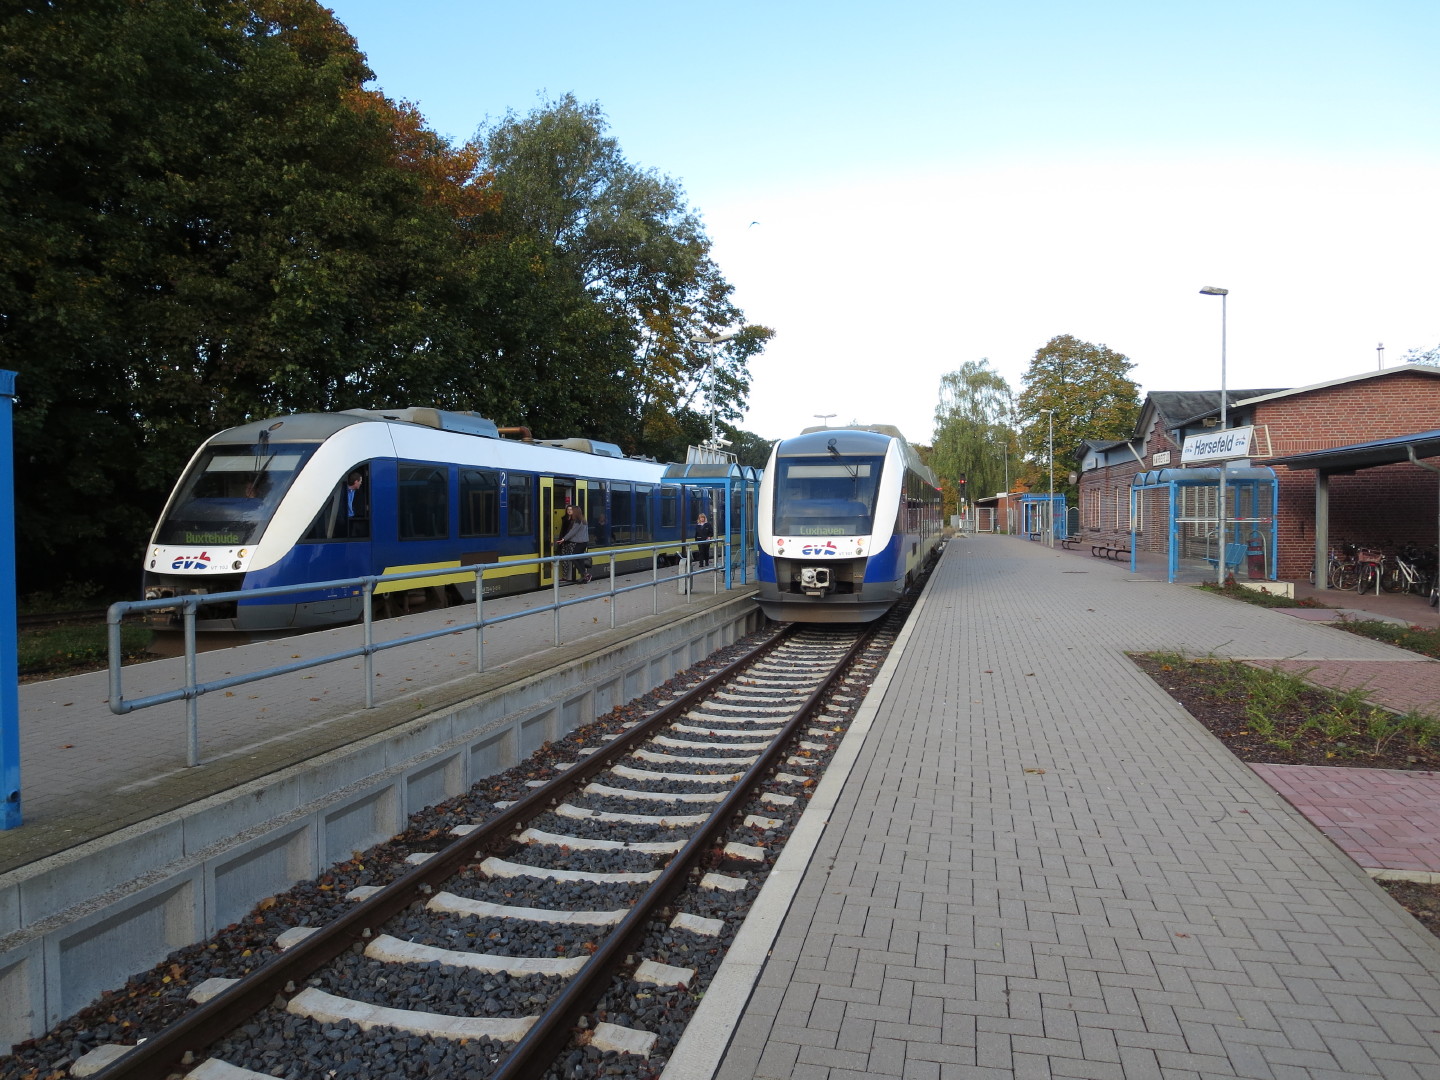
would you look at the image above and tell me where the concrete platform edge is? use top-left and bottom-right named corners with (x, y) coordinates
top-left (660, 567), bottom-right (939, 1080)
top-left (0, 593), bottom-right (762, 1050)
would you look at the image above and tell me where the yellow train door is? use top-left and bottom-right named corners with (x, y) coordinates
top-left (539, 478), bottom-right (557, 585)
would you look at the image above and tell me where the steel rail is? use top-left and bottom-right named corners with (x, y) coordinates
top-left (489, 624), bottom-right (877, 1080)
top-left (87, 625), bottom-right (797, 1080)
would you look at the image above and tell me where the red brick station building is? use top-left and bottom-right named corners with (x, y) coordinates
top-left (1071, 366), bottom-right (1440, 585)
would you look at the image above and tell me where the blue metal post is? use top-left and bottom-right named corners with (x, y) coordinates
top-left (0, 371), bottom-right (20, 829)
top-left (1169, 480), bottom-right (1180, 583)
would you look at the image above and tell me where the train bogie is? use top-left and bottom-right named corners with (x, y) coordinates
top-left (756, 425), bottom-right (941, 623)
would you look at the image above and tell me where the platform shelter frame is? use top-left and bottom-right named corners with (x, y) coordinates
top-left (1019, 493), bottom-right (1067, 542)
top-left (661, 462), bottom-right (762, 589)
top-left (1129, 466), bottom-right (1278, 583)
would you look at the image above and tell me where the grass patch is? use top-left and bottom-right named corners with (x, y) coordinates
top-left (19, 623), bottom-right (152, 678)
top-left (1195, 581), bottom-right (1328, 609)
top-left (1329, 618), bottom-right (1440, 660)
top-left (1134, 650), bottom-right (1440, 768)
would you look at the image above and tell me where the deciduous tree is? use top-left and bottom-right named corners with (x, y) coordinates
top-left (931, 359), bottom-right (1015, 506)
top-left (478, 95), bottom-right (772, 453)
top-left (1015, 335), bottom-right (1140, 493)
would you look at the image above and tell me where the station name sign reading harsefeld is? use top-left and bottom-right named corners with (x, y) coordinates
top-left (1180, 425), bottom-right (1254, 463)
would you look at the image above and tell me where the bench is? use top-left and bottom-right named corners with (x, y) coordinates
top-left (1059, 536), bottom-right (1080, 551)
top-left (1091, 544), bottom-right (1131, 562)
top-left (1204, 541), bottom-right (1248, 571)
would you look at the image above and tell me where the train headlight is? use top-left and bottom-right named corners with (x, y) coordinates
top-left (232, 561), bottom-right (242, 570)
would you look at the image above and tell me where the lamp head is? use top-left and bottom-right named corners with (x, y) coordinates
top-left (1199, 286), bottom-right (1228, 296)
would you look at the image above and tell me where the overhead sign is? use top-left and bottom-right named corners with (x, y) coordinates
top-left (1181, 425), bottom-right (1254, 463)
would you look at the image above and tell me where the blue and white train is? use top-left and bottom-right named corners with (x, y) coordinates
top-left (756, 425), bottom-right (942, 623)
top-left (142, 408), bottom-right (721, 632)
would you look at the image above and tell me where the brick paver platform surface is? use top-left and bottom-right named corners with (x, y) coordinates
top-left (1251, 764), bottom-right (1440, 875)
top-left (714, 537), bottom-right (1440, 1080)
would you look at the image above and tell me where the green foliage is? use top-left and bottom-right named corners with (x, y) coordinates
top-left (477, 95), bottom-right (773, 454)
top-left (1330, 618), bottom-right (1440, 660)
top-left (1139, 651), bottom-right (1440, 760)
top-left (721, 425), bottom-right (776, 470)
top-left (1195, 582), bottom-right (1324, 609)
top-left (19, 623), bottom-right (152, 678)
top-left (0, 12), bottom-right (770, 594)
top-left (931, 360), bottom-right (1015, 505)
top-left (1015, 335), bottom-right (1140, 495)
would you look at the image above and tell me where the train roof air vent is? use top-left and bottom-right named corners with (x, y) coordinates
top-left (342, 408), bottom-right (500, 439)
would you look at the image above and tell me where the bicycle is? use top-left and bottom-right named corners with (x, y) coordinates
top-left (1382, 542), bottom-right (1436, 596)
top-left (1325, 545), bottom-right (1358, 591)
top-left (1355, 548), bottom-right (1384, 595)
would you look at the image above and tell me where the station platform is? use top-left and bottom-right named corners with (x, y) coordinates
top-left (686, 534), bottom-right (1440, 1080)
top-left (5, 570), bottom-right (744, 875)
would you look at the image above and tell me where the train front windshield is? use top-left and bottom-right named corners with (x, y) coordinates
top-left (771, 456), bottom-right (884, 536)
top-left (154, 442), bottom-right (316, 546)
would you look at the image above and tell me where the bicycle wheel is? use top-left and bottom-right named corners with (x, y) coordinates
top-left (1336, 563), bottom-right (1359, 591)
top-left (1359, 564), bottom-right (1379, 595)
top-left (1381, 564), bottom-right (1403, 593)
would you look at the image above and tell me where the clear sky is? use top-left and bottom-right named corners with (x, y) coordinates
top-left (324, 0), bottom-right (1440, 445)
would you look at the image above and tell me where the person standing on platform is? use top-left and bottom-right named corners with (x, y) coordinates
top-left (559, 505), bottom-right (591, 583)
top-left (693, 512), bottom-right (714, 568)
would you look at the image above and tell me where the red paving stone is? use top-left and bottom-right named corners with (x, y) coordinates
top-left (1258, 657), bottom-right (1440, 716)
top-left (1251, 763), bottom-right (1440, 874)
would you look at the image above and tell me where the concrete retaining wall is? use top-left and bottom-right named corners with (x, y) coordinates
top-left (0, 594), bottom-right (764, 1049)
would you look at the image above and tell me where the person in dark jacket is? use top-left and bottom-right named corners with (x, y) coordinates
top-left (693, 512), bottom-right (714, 568)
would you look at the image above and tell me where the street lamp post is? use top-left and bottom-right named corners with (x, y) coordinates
top-left (692, 328), bottom-right (741, 450)
top-left (1200, 286), bottom-right (1228, 586)
top-left (1048, 410), bottom-right (1055, 548)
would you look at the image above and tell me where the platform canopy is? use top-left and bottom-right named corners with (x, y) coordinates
top-left (1129, 466), bottom-right (1278, 584)
top-left (1267, 429), bottom-right (1440, 591)
top-left (1266, 429), bottom-right (1440, 472)
top-left (661, 462), bottom-right (763, 588)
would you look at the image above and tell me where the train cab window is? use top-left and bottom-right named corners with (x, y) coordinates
top-left (772, 457), bottom-right (884, 537)
top-left (303, 463), bottom-right (370, 542)
top-left (634, 485), bottom-right (653, 542)
top-left (156, 443), bottom-right (316, 546)
top-left (659, 487), bottom-right (678, 530)
top-left (398, 462), bottom-right (449, 540)
top-left (611, 483), bottom-right (634, 543)
top-left (460, 468), bottom-right (500, 537)
top-left (508, 474), bottom-right (535, 536)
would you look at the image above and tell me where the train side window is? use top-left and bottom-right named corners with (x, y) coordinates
top-left (304, 463), bottom-right (369, 541)
top-left (634, 484), bottom-right (652, 542)
top-left (588, 481), bottom-right (610, 545)
top-left (611, 483), bottom-right (633, 543)
top-left (398, 462), bottom-right (448, 540)
top-left (508, 474), bottom-right (534, 536)
top-left (460, 468), bottom-right (500, 537)
top-left (659, 487), bottom-right (678, 529)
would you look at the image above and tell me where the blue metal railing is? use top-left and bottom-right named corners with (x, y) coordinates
top-left (108, 542), bottom-right (737, 766)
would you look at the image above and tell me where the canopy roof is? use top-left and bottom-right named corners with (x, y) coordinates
top-left (1267, 430), bottom-right (1440, 472)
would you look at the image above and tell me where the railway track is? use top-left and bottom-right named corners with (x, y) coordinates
top-left (66, 611), bottom-right (906, 1080)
